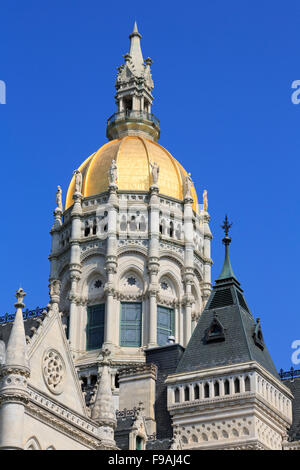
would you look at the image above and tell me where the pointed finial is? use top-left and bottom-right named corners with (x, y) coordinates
top-left (217, 215), bottom-right (236, 281)
top-left (221, 215), bottom-right (232, 238)
top-left (130, 21), bottom-right (141, 38)
top-left (99, 347), bottom-right (111, 366)
top-left (15, 288), bottom-right (26, 309)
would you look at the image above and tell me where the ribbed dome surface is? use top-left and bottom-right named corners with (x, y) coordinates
top-left (65, 136), bottom-right (198, 212)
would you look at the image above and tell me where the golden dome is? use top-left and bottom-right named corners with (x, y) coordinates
top-left (65, 136), bottom-right (199, 212)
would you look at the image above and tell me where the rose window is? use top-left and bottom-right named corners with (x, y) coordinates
top-left (42, 349), bottom-right (65, 395)
top-left (127, 277), bottom-right (136, 286)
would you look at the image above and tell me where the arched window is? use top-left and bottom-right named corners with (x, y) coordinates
top-left (245, 376), bottom-right (251, 392)
top-left (224, 379), bottom-right (230, 395)
top-left (234, 378), bottom-right (240, 393)
top-left (24, 437), bottom-right (41, 450)
top-left (214, 381), bottom-right (220, 397)
top-left (174, 388), bottom-right (180, 403)
top-left (194, 384), bottom-right (200, 400)
top-left (114, 373), bottom-right (119, 389)
top-left (204, 383), bottom-right (210, 398)
top-left (184, 386), bottom-right (190, 401)
top-left (84, 221), bottom-right (90, 237)
top-left (169, 221), bottom-right (174, 238)
top-left (92, 218), bottom-right (97, 235)
top-left (136, 436), bottom-right (144, 450)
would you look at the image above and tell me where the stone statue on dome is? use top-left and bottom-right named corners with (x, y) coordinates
top-left (74, 169), bottom-right (83, 194)
top-left (203, 189), bottom-right (208, 212)
top-left (150, 161), bottom-right (160, 185)
top-left (56, 185), bottom-right (63, 211)
top-left (108, 160), bottom-right (118, 185)
top-left (184, 173), bottom-right (193, 199)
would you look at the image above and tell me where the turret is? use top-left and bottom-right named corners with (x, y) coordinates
top-left (0, 289), bottom-right (30, 450)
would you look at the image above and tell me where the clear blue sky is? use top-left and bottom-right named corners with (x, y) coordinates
top-left (0, 0), bottom-right (299, 370)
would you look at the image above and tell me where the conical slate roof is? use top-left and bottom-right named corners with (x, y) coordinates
top-left (176, 229), bottom-right (279, 378)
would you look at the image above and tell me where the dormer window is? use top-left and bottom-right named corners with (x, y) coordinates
top-left (205, 312), bottom-right (225, 343)
top-left (253, 318), bottom-right (265, 350)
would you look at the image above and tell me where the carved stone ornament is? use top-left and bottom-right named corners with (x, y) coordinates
top-left (42, 349), bottom-right (65, 395)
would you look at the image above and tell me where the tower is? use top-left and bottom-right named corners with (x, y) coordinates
top-left (166, 219), bottom-right (293, 450)
top-left (48, 23), bottom-right (212, 408)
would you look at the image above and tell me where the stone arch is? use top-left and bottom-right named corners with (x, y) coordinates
top-left (80, 247), bottom-right (106, 263)
top-left (117, 253), bottom-right (148, 290)
top-left (78, 255), bottom-right (106, 294)
top-left (158, 272), bottom-right (180, 298)
top-left (24, 436), bottom-right (41, 450)
top-left (158, 263), bottom-right (183, 297)
top-left (85, 270), bottom-right (105, 301)
top-left (117, 244), bottom-right (148, 258)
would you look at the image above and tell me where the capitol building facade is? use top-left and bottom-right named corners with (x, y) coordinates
top-left (0, 24), bottom-right (299, 450)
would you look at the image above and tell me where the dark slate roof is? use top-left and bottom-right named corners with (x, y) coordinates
top-left (145, 344), bottom-right (184, 439)
top-left (115, 416), bottom-right (135, 432)
top-left (283, 378), bottom-right (300, 441)
top-left (146, 438), bottom-right (172, 450)
top-left (114, 416), bottom-right (135, 450)
top-left (176, 240), bottom-right (279, 378)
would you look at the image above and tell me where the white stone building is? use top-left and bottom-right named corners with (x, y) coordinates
top-left (0, 23), bottom-right (299, 450)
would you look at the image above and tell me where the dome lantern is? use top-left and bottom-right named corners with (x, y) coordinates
top-left (106, 22), bottom-right (160, 142)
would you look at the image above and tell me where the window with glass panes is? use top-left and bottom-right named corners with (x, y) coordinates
top-left (86, 304), bottom-right (105, 350)
top-left (157, 305), bottom-right (174, 346)
top-left (120, 302), bottom-right (142, 347)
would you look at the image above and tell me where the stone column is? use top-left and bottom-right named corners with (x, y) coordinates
top-left (183, 195), bottom-right (195, 347)
top-left (49, 206), bottom-right (62, 283)
top-left (104, 183), bottom-right (118, 348)
top-left (147, 184), bottom-right (160, 347)
top-left (201, 211), bottom-right (212, 308)
top-left (68, 192), bottom-right (83, 353)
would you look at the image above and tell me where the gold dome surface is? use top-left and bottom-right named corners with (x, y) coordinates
top-left (65, 136), bottom-right (199, 212)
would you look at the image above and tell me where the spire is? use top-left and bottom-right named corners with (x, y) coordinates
top-left (128, 21), bottom-right (144, 76)
top-left (5, 288), bottom-right (29, 372)
top-left (216, 215), bottom-right (237, 282)
top-left (91, 349), bottom-right (116, 428)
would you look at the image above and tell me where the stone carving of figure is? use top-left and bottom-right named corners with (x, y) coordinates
top-left (184, 173), bottom-right (193, 199)
top-left (150, 161), bottom-right (160, 185)
top-left (108, 160), bottom-right (118, 185)
top-left (56, 185), bottom-right (63, 211)
top-left (74, 169), bottom-right (83, 193)
top-left (50, 280), bottom-right (61, 297)
top-left (203, 189), bottom-right (208, 212)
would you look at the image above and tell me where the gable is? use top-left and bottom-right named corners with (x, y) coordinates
top-left (27, 310), bottom-right (87, 416)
